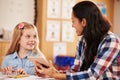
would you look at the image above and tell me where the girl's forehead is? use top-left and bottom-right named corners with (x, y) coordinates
top-left (22, 28), bottom-right (37, 34)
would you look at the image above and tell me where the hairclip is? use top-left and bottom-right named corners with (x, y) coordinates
top-left (18, 23), bottom-right (24, 29)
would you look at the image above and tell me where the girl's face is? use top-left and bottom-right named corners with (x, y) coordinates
top-left (72, 12), bottom-right (86, 36)
top-left (19, 28), bottom-right (37, 51)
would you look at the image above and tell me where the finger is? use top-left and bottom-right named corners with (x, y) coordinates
top-left (20, 70), bottom-right (26, 75)
top-left (16, 68), bottom-right (20, 74)
top-left (49, 60), bottom-right (56, 68)
top-left (37, 63), bottom-right (45, 70)
top-left (3, 67), bottom-right (9, 74)
top-left (2, 68), bottom-right (6, 74)
top-left (5, 66), bottom-right (9, 71)
top-left (35, 66), bottom-right (43, 74)
top-left (49, 60), bottom-right (53, 67)
top-left (16, 68), bottom-right (24, 74)
top-left (49, 60), bottom-right (58, 72)
top-left (20, 69), bottom-right (26, 75)
top-left (5, 66), bottom-right (13, 74)
top-left (6, 66), bottom-right (12, 71)
top-left (36, 61), bottom-right (42, 67)
top-left (9, 66), bottom-right (13, 71)
top-left (9, 66), bottom-right (13, 74)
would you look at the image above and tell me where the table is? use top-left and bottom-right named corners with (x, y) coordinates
top-left (5, 75), bottom-right (55, 80)
top-left (0, 74), bottom-right (55, 80)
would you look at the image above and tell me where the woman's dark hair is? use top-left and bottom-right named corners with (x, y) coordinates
top-left (73, 1), bottom-right (111, 70)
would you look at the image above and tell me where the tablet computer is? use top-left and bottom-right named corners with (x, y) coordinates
top-left (28, 56), bottom-right (49, 68)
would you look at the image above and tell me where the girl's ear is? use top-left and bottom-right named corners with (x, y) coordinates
top-left (81, 18), bottom-right (86, 27)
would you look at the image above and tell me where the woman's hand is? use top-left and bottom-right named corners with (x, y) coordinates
top-left (35, 60), bottom-right (58, 78)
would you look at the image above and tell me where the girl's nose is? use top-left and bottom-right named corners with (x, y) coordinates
top-left (30, 37), bottom-right (36, 42)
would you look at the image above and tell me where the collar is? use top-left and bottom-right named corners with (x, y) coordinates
top-left (12, 51), bottom-right (19, 59)
top-left (12, 51), bottom-right (33, 59)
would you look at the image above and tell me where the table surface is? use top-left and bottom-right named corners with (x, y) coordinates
top-left (0, 74), bottom-right (55, 80)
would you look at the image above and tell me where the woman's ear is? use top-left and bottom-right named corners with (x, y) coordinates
top-left (81, 18), bottom-right (86, 27)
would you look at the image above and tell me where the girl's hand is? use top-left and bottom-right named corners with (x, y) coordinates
top-left (15, 68), bottom-right (27, 75)
top-left (2, 66), bottom-right (13, 75)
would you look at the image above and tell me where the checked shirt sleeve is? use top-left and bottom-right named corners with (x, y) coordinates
top-left (66, 34), bottom-right (120, 80)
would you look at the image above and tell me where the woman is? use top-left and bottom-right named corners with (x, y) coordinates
top-left (35, 1), bottom-right (120, 80)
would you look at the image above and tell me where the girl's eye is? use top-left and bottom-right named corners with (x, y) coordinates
top-left (26, 35), bottom-right (30, 38)
top-left (33, 35), bottom-right (37, 38)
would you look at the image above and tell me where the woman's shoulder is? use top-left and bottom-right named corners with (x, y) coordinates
top-left (100, 31), bottom-right (120, 46)
top-left (106, 31), bottom-right (120, 41)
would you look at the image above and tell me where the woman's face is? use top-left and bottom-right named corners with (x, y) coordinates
top-left (72, 12), bottom-right (86, 36)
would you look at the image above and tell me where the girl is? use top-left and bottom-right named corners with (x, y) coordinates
top-left (2, 22), bottom-right (47, 75)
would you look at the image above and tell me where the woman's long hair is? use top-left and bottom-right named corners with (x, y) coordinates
top-left (73, 1), bottom-right (111, 70)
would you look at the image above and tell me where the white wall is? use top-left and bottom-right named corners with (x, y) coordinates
top-left (0, 0), bottom-right (35, 31)
top-left (114, 0), bottom-right (120, 37)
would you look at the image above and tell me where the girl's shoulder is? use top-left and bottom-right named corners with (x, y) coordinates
top-left (4, 52), bottom-right (17, 59)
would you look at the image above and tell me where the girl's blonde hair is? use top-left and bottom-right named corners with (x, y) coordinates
top-left (6, 22), bottom-right (40, 55)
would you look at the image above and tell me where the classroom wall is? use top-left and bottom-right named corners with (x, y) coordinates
top-left (0, 0), bottom-right (35, 40)
top-left (114, 0), bottom-right (120, 37)
top-left (37, 0), bottom-right (78, 61)
top-left (37, 0), bottom-right (114, 61)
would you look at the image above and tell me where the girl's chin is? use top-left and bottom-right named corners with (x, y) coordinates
top-left (27, 47), bottom-right (34, 50)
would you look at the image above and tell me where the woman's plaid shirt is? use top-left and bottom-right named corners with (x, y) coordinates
top-left (66, 32), bottom-right (120, 80)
